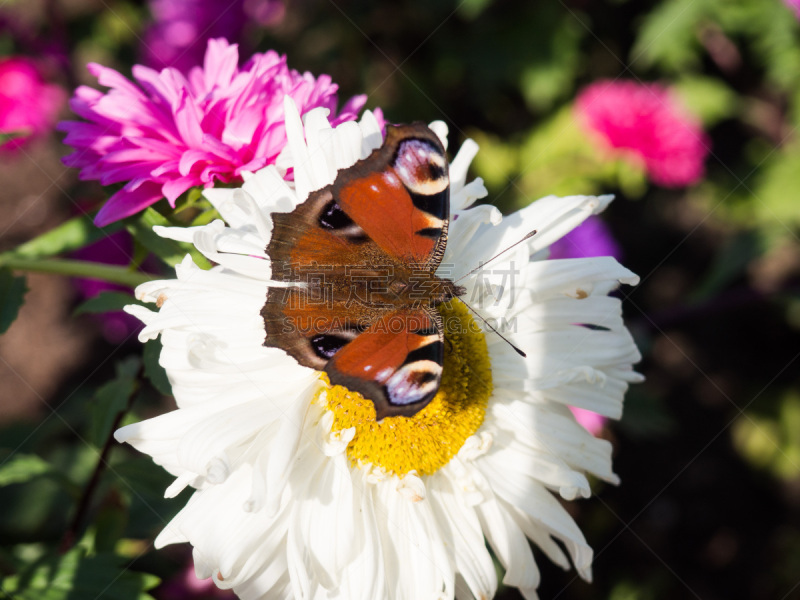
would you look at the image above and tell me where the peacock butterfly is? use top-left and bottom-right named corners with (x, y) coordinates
top-left (261, 122), bottom-right (465, 420)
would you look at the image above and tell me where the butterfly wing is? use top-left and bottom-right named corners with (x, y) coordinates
top-left (331, 123), bottom-right (450, 267)
top-left (266, 122), bottom-right (450, 280)
top-left (262, 123), bottom-right (452, 418)
top-left (325, 308), bottom-right (444, 420)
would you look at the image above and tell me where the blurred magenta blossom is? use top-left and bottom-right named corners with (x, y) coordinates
top-left (549, 214), bottom-right (621, 261)
top-left (156, 563), bottom-right (235, 599)
top-left (142, 0), bottom-right (284, 73)
top-left (142, 0), bottom-right (247, 73)
top-left (551, 215), bottom-right (621, 436)
top-left (60, 38), bottom-right (373, 226)
top-left (0, 57), bottom-right (65, 151)
top-left (785, 0), bottom-right (800, 17)
top-left (569, 407), bottom-right (607, 436)
top-left (576, 79), bottom-right (709, 188)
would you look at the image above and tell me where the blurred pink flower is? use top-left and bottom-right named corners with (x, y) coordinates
top-left (60, 38), bottom-right (373, 226)
top-left (142, 0), bottom-right (244, 73)
top-left (549, 215), bottom-right (620, 261)
top-left (142, 0), bottom-right (286, 73)
top-left (157, 563), bottom-right (235, 599)
top-left (0, 57), bottom-right (65, 151)
top-left (575, 80), bottom-right (709, 188)
top-left (785, 0), bottom-right (800, 18)
top-left (570, 407), bottom-right (607, 436)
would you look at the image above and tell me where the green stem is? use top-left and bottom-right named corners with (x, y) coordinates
top-left (0, 256), bottom-right (156, 288)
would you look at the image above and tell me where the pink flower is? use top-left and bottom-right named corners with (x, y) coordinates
top-left (570, 407), bottom-right (607, 436)
top-left (575, 80), bottom-right (709, 188)
top-left (0, 57), bottom-right (65, 151)
top-left (785, 0), bottom-right (800, 18)
top-left (60, 38), bottom-right (373, 226)
top-left (549, 215), bottom-right (620, 261)
top-left (156, 563), bottom-right (236, 599)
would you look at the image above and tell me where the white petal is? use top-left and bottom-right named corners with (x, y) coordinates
top-left (375, 478), bottom-right (454, 599)
top-left (358, 109), bottom-right (383, 156)
top-left (449, 138), bottom-right (479, 197)
top-left (430, 474), bottom-right (497, 600)
top-left (475, 495), bottom-right (540, 594)
top-left (429, 120), bottom-right (449, 150)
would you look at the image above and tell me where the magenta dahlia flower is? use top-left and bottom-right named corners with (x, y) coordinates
top-left (60, 38), bottom-right (372, 226)
top-left (575, 80), bottom-right (709, 188)
top-left (0, 57), bottom-right (65, 151)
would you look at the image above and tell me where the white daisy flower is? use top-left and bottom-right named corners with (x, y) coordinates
top-left (118, 97), bottom-right (642, 600)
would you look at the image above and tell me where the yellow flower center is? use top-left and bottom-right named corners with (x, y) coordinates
top-left (318, 299), bottom-right (492, 477)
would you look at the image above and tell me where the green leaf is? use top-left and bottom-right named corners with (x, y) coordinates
top-left (74, 291), bottom-right (146, 317)
top-left (116, 356), bottom-right (142, 380)
top-left (143, 339), bottom-right (172, 396)
top-left (190, 206), bottom-right (222, 227)
top-left (673, 76), bottom-right (739, 126)
top-left (0, 267), bottom-right (28, 334)
top-left (8, 214), bottom-right (123, 260)
top-left (87, 358), bottom-right (141, 447)
top-left (0, 129), bottom-right (30, 145)
top-left (0, 453), bottom-right (54, 486)
top-left (173, 186), bottom-right (205, 214)
top-left (3, 548), bottom-right (159, 600)
top-left (457, 0), bottom-right (494, 19)
top-left (92, 493), bottom-right (130, 553)
top-left (631, 0), bottom-right (710, 72)
top-left (468, 130), bottom-right (519, 189)
top-left (752, 144), bottom-right (800, 227)
top-left (107, 457), bottom-right (185, 538)
top-left (518, 15), bottom-right (583, 112)
top-left (125, 208), bottom-right (212, 270)
top-left (108, 457), bottom-right (177, 500)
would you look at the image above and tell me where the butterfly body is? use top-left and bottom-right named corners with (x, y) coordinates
top-left (262, 122), bottom-right (462, 420)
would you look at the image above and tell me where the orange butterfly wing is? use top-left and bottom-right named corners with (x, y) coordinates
top-left (326, 309), bottom-right (444, 419)
top-left (262, 123), bottom-right (454, 419)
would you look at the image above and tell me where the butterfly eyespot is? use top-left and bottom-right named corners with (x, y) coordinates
top-left (393, 139), bottom-right (448, 197)
top-left (318, 200), bottom-right (355, 230)
top-left (311, 334), bottom-right (350, 360)
top-left (385, 360), bottom-right (442, 407)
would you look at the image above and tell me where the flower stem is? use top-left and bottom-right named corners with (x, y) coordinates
top-left (59, 365), bottom-right (141, 553)
top-left (0, 256), bottom-right (156, 288)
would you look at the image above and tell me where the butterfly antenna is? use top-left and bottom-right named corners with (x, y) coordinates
top-left (453, 230), bottom-right (537, 284)
top-left (455, 298), bottom-right (527, 358)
